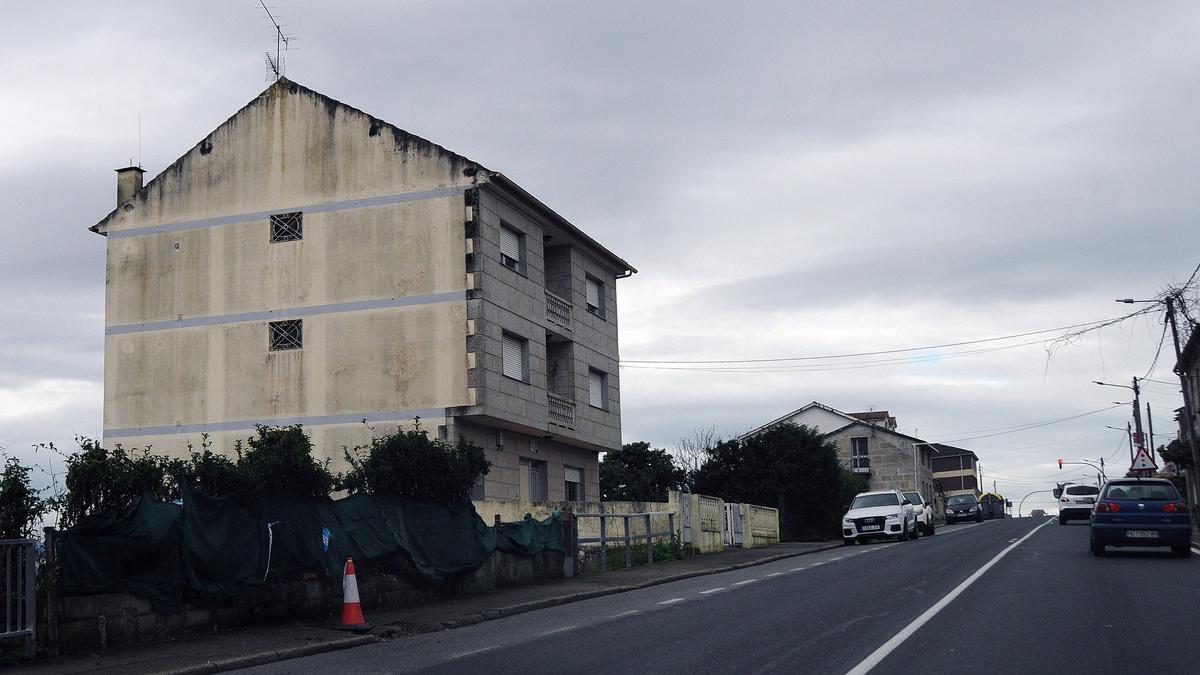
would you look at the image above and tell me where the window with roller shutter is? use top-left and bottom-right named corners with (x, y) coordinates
top-left (502, 332), bottom-right (526, 381)
top-left (588, 368), bottom-right (607, 409)
top-left (564, 466), bottom-right (583, 501)
top-left (585, 276), bottom-right (604, 317)
top-left (499, 224), bottom-right (523, 272)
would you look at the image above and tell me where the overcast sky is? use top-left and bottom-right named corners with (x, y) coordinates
top-left (2, 2), bottom-right (1198, 511)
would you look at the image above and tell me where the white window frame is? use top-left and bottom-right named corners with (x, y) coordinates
top-left (501, 332), bottom-right (527, 382)
top-left (851, 436), bottom-right (870, 469)
top-left (499, 224), bottom-right (524, 273)
top-left (588, 368), bottom-right (607, 409)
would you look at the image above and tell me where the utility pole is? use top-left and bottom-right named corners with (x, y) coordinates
top-left (1165, 295), bottom-right (1200, 508)
top-left (1127, 422), bottom-right (1133, 463)
top-left (1147, 403), bottom-right (1155, 458)
top-left (1132, 377), bottom-right (1146, 453)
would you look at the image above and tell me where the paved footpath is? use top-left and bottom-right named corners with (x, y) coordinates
top-left (17, 540), bottom-right (840, 674)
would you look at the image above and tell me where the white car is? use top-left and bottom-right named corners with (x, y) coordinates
top-left (1058, 484), bottom-right (1100, 524)
top-left (842, 490), bottom-right (918, 545)
top-left (903, 491), bottom-right (935, 536)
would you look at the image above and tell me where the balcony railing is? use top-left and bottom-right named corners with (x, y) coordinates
top-left (545, 290), bottom-right (572, 330)
top-left (851, 457), bottom-right (871, 474)
top-left (548, 392), bottom-right (575, 429)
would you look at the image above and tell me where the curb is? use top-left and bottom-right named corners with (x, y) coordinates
top-left (159, 634), bottom-right (380, 675)
top-left (168, 542), bottom-right (842, 673)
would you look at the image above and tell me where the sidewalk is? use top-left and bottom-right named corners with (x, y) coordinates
top-left (19, 541), bottom-right (839, 674)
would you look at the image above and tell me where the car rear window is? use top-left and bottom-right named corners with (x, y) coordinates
top-left (1103, 483), bottom-right (1180, 501)
top-left (1065, 486), bottom-right (1100, 496)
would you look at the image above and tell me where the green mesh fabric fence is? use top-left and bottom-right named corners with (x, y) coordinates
top-left (57, 493), bottom-right (563, 613)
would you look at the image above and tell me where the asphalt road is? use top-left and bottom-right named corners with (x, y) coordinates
top-left (241, 518), bottom-right (1200, 674)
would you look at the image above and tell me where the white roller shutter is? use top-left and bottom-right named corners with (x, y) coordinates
top-left (564, 467), bottom-right (581, 484)
top-left (502, 334), bottom-right (524, 380)
top-left (585, 277), bottom-right (601, 311)
top-left (500, 226), bottom-right (521, 267)
top-left (589, 369), bottom-right (604, 408)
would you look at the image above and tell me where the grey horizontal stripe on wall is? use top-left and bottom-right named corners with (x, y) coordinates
top-left (106, 291), bottom-right (466, 335)
top-left (108, 185), bottom-right (469, 239)
top-left (105, 408), bottom-right (448, 438)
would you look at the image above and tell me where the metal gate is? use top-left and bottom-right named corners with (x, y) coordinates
top-left (1, 539), bottom-right (36, 654)
top-left (723, 503), bottom-right (743, 547)
top-left (681, 496), bottom-right (692, 545)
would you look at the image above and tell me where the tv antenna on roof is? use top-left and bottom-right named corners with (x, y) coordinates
top-left (260, 0), bottom-right (295, 81)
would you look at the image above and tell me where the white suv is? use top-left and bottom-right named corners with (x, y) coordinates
top-left (1058, 484), bottom-right (1100, 524)
top-left (903, 491), bottom-right (935, 536)
top-left (842, 490), bottom-right (917, 545)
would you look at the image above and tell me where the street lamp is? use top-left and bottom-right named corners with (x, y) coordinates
top-left (1094, 379), bottom-right (1146, 459)
top-left (1106, 424), bottom-right (1133, 460)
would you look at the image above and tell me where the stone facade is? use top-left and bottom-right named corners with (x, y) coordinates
top-left (826, 423), bottom-right (936, 504)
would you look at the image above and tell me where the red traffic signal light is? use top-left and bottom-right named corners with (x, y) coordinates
top-left (1058, 459), bottom-right (1063, 469)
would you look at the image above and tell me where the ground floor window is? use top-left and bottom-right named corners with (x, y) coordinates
top-left (564, 466), bottom-right (583, 501)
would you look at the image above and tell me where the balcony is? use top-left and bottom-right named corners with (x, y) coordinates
top-left (545, 290), bottom-right (572, 330)
top-left (851, 457), bottom-right (871, 474)
top-left (547, 392), bottom-right (575, 429)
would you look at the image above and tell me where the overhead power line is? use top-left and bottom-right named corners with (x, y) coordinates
top-left (621, 315), bottom-right (1130, 365)
top-left (930, 404), bottom-right (1125, 445)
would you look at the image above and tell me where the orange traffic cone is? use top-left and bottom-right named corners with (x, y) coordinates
top-left (337, 557), bottom-right (371, 632)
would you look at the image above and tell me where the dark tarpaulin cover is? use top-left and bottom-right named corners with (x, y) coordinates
top-left (58, 494), bottom-right (182, 613)
top-left (59, 492), bottom-right (564, 612)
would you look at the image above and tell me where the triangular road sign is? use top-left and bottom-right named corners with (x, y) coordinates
top-left (1130, 448), bottom-right (1158, 472)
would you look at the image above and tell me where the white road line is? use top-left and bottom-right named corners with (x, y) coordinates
top-left (765, 572), bottom-right (785, 577)
top-left (732, 579), bottom-right (757, 586)
top-left (450, 646), bottom-right (498, 659)
top-left (657, 598), bottom-right (685, 605)
top-left (828, 557), bottom-right (844, 562)
top-left (700, 587), bottom-right (727, 594)
top-left (790, 567), bottom-right (806, 572)
top-left (846, 519), bottom-right (1053, 675)
top-left (809, 561), bottom-right (826, 566)
top-left (539, 625), bottom-right (579, 636)
top-left (609, 610), bottom-right (640, 618)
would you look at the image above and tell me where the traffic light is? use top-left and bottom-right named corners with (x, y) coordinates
top-left (1058, 459), bottom-right (1063, 469)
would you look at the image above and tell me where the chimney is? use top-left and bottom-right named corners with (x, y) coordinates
top-left (115, 166), bottom-right (145, 206)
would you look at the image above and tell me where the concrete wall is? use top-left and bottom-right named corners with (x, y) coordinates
top-left (97, 80), bottom-right (477, 468)
top-left (456, 420), bottom-right (600, 502)
top-left (42, 549), bottom-right (562, 655)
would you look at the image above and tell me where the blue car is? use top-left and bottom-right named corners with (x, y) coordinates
top-left (1090, 478), bottom-right (1192, 557)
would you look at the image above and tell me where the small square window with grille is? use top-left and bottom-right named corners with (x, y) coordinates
top-left (269, 319), bottom-right (303, 351)
top-left (270, 211), bottom-right (303, 242)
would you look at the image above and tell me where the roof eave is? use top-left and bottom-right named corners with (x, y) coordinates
top-left (484, 172), bottom-right (636, 277)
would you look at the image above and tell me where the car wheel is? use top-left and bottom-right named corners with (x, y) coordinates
top-left (927, 523), bottom-right (935, 536)
top-left (976, 514), bottom-right (983, 523)
top-left (1091, 536), bottom-right (1106, 557)
top-left (1173, 545), bottom-right (1191, 558)
top-left (1058, 516), bottom-right (1066, 525)
top-left (843, 538), bottom-right (855, 546)
top-left (911, 520), bottom-right (920, 540)
top-left (899, 522), bottom-right (909, 541)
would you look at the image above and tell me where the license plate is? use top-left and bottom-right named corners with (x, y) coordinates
top-left (1126, 530), bottom-right (1159, 539)
top-left (861, 525), bottom-right (882, 531)
top-left (1080, 498), bottom-right (1095, 504)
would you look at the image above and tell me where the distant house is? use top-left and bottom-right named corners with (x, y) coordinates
top-left (741, 402), bottom-right (937, 506)
top-left (930, 443), bottom-right (981, 498)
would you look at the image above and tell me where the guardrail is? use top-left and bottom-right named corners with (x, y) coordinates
top-left (547, 392), bottom-right (575, 429)
top-left (545, 290), bottom-right (572, 330)
top-left (1, 539), bottom-right (36, 655)
top-left (573, 511), bottom-right (676, 572)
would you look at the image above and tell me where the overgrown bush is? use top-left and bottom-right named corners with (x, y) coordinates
top-left (54, 437), bottom-right (175, 528)
top-left (169, 435), bottom-right (245, 499)
top-left (343, 421), bottom-right (490, 503)
top-left (233, 425), bottom-right (338, 500)
top-left (0, 456), bottom-right (49, 539)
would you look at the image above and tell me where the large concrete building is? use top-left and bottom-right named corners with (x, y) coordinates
top-left (89, 79), bottom-right (634, 502)
top-left (741, 402), bottom-right (937, 505)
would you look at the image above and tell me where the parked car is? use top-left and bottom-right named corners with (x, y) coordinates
top-left (842, 490), bottom-right (917, 545)
top-left (1058, 484), bottom-right (1100, 524)
top-left (1090, 478), bottom-right (1192, 557)
top-left (944, 493), bottom-right (982, 524)
top-left (1031, 509), bottom-right (1047, 517)
top-left (903, 491), bottom-right (935, 536)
